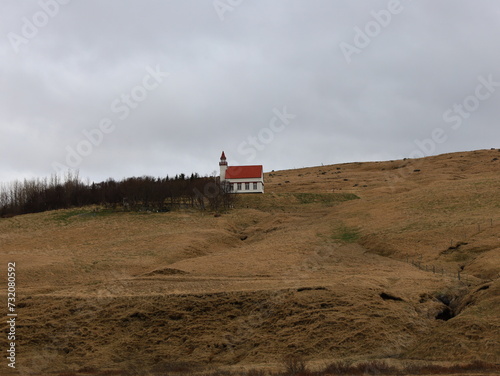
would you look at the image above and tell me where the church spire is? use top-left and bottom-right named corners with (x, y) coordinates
top-left (219, 151), bottom-right (228, 180)
top-left (219, 151), bottom-right (227, 165)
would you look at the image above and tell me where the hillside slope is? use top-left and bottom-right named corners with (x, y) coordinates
top-left (0, 149), bottom-right (499, 374)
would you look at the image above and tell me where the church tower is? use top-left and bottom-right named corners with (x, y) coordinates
top-left (219, 151), bottom-right (228, 181)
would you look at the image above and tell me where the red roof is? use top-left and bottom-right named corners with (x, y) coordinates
top-left (220, 151), bottom-right (226, 160)
top-left (225, 165), bottom-right (263, 179)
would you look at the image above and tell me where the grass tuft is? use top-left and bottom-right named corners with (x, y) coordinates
top-left (294, 193), bottom-right (359, 205)
top-left (331, 225), bottom-right (360, 243)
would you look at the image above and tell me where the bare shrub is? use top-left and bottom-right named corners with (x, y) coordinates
top-left (282, 355), bottom-right (308, 375)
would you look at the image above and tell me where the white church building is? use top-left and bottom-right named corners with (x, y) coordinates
top-left (219, 151), bottom-right (264, 194)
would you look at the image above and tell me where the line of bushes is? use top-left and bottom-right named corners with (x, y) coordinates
top-left (0, 171), bottom-right (235, 217)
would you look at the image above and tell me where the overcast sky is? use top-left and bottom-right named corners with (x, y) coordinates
top-left (1, 0), bottom-right (499, 183)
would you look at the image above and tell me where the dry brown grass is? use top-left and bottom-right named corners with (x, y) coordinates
top-left (26, 359), bottom-right (500, 376)
top-left (0, 149), bottom-right (499, 374)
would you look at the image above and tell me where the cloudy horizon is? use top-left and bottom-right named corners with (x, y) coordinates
top-left (1, 0), bottom-right (499, 184)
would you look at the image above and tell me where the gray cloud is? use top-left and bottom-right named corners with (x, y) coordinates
top-left (1, 0), bottom-right (499, 183)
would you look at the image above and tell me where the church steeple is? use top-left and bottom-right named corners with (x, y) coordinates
top-left (219, 151), bottom-right (228, 180)
top-left (219, 151), bottom-right (227, 165)
top-left (219, 152), bottom-right (227, 164)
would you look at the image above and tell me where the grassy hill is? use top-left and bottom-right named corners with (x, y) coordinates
top-left (0, 149), bottom-right (499, 375)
